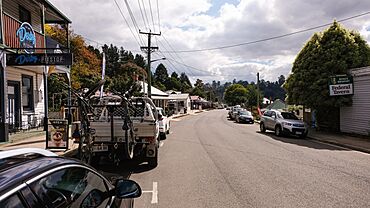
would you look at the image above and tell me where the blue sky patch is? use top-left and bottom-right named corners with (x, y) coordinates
top-left (205, 0), bottom-right (240, 16)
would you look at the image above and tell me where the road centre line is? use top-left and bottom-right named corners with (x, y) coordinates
top-left (142, 182), bottom-right (158, 204)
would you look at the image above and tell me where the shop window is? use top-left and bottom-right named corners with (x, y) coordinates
top-left (22, 75), bottom-right (34, 111)
top-left (19, 5), bottom-right (31, 23)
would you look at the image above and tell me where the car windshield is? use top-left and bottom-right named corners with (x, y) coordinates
top-left (280, 112), bottom-right (299, 120)
top-left (239, 111), bottom-right (251, 116)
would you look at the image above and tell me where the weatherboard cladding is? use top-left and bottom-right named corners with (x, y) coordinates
top-left (3, 0), bottom-right (43, 33)
top-left (340, 68), bottom-right (370, 135)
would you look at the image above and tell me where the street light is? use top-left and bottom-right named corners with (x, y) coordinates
top-left (150, 57), bottom-right (166, 63)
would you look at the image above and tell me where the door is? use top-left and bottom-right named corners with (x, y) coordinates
top-left (7, 82), bottom-right (21, 132)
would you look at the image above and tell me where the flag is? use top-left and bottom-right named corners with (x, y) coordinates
top-left (100, 52), bottom-right (106, 98)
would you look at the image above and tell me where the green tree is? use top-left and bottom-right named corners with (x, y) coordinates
top-left (245, 84), bottom-right (263, 110)
top-left (224, 84), bottom-right (247, 106)
top-left (284, 21), bottom-right (370, 130)
top-left (190, 79), bottom-right (206, 98)
top-left (153, 63), bottom-right (169, 89)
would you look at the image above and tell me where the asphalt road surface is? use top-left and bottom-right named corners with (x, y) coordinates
top-left (126, 109), bottom-right (370, 207)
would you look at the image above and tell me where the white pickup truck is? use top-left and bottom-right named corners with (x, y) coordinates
top-left (88, 96), bottom-right (160, 167)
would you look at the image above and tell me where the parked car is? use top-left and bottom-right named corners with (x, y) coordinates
top-left (260, 110), bottom-right (308, 138)
top-left (230, 107), bottom-right (243, 120)
top-left (0, 148), bottom-right (142, 208)
top-left (156, 107), bottom-right (170, 140)
top-left (235, 110), bottom-right (254, 124)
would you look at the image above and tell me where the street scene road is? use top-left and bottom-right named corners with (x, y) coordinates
top-left (130, 110), bottom-right (370, 208)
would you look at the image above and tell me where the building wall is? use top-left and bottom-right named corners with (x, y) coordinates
top-left (340, 67), bottom-right (370, 135)
top-left (5, 66), bottom-right (44, 129)
top-left (2, 0), bottom-right (43, 33)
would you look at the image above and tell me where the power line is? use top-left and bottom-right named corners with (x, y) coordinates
top-left (141, 0), bottom-right (151, 31)
top-left (166, 57), bottom-right (218, 76)
top-left (113, 0), bottom-right (142, 46)
top-left (158, 36), bottom-right (196, 77)
top-left (148, 0), bottom-right (156, 32)
top-left (161, 10), bottom-right (370, 53)
top-left (123, 0), bottom-right (145, 45)
top-left (156, 38), bottom-right (196, 77)
top-left (156, 0), bottom-right (161, 32)
top-left (137, 0), bottom-right (149, 31)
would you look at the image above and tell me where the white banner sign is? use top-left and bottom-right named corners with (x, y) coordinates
top-left (329, 84), bottom-right (353, 96)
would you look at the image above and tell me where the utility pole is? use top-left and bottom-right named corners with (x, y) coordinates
top-left (140, 30), bottom-right (160, 98)
top-left (257, 72), bottom-right (260, 111)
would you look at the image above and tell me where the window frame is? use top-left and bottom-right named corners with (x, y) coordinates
top-left (19, 5), bottom-right (31, 23)
top-left (21, 75), bottom-right (34, 111)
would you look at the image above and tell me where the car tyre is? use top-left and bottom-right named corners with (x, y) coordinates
top-left (148, 154), bottom-right (158, 167)
top-left (275, 125), bottom-right (282, 136)
top-left (260, 123), bottom-right (266, 133)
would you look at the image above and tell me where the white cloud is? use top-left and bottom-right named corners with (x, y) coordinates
top-left (49, 0), bottom-right (370, 84)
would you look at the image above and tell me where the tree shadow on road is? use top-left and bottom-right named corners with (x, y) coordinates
top-left (256, 131), bottom-right (348, 151)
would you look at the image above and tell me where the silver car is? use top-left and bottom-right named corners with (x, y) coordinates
top-left (260, 110), bottom-right (308, 138)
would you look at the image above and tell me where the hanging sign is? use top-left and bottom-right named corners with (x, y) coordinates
top-left (6, 53), bottom-right (72, 66)
top-left (328, 75), bottom-right (354, 96)
top-left (16, 22), bottom-right (36, 54)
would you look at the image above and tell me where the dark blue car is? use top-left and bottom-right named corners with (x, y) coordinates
top-left (0, 148), bottom-right (141, 208)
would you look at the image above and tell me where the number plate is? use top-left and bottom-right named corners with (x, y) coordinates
top-left (295, 131), bottom-right (302, 135)
top-left (92, 145), bottom-right (108, 152)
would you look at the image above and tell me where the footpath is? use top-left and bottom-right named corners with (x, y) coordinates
top-left (3, 111), bottom-right (369, 155)
top-left (307, 128), bottom-right (370, 154)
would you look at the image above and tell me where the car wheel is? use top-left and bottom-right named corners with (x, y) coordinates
top-left (148, 154), bottom-right (158, 168)
top-left (275, 125), bottom-right (282, 136)
top-left (160, 133), bottom-right (166, 140)
top-left (260, 123), bottom-right (266, 133)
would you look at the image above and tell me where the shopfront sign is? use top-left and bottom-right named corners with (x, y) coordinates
top-left (6, 53), bottom-right (72, 66)
top-left (328, 75), bottom-right (353, 96)
top-left (16, 22), bottom-right (36, 54)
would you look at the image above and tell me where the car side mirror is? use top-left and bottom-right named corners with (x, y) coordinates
top-left (115, 179), bottom-right (142, 199)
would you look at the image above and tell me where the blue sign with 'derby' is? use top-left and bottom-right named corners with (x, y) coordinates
top-left (16, 22), bottom-right (36, 54)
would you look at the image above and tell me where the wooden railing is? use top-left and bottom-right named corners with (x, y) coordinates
top-left (3, 12), bottom-right (45, 52)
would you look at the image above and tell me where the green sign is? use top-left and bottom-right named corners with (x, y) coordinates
top-left (329, 75), bottom-right (353, 85)
top-left (328, 75), bottom-right (353, 96)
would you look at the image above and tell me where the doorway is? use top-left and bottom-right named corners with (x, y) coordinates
top-left (7, 81), bottom-right (21, 132)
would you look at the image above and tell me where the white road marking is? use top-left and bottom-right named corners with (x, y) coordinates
top-left (142, 182), bottom-right (158, 204)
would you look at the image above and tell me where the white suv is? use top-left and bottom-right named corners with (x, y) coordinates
top-left (260, 110), bottom-right (308, 138)
top-left (156, 107), bottom-right (170, 140)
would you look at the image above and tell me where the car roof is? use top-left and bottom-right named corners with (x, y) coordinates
top-left (0, 155), bottom-right (81, 196)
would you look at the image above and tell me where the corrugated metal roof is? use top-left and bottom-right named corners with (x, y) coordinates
top-left (138, 81), bottom-right (168, 96)
top-left (169, 93), bottom-right (189, 100)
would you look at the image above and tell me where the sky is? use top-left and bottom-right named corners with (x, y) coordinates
top-left (49, 0), bottom-right (370, 84)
